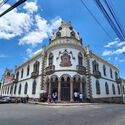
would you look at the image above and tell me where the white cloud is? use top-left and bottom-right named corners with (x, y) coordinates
top-left (19, 15), bottom-right (62, 46)
top-left (119, 59), bottom-right (125, 63)
top-left (23, 1), bottom-right (38, 13)
top-left (117, 41), bottom-right (125, 47)
top-left (0, 4), bottom-right (32, 39)
top-left (26, 48), bottom-right (42, 57)
top-left (104, 38), bottom-right (125, 48)
top-left (0, 1), bottom-right (62, 61)
top-left (113, 46), bottom-right (125, 55)
top-left (0, 2), bottom-right (62, 46)
top-left (0, 54), bottom-right (7, 58)
top-left (103, 38), bottom-right (125, 64)
top-left (19, 31), bottom-right (48, 46)
top-left (104, 40), bottom-right (119, 48)
top-left (102, 50), bottom-right (113, 56)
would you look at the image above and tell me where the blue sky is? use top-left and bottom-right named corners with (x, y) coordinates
top-left (0, 0), bottom-right (125, 79)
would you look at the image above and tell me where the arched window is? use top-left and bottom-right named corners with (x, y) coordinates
top-left (27, 65), bottom-right (30, 76)
top-left (5, 87), bottom-right (7, 94)
top-left (21, 68), bottom-right (23, 78)
top-left (117, 84), bottom-right (120, 94)
top-left (73, 77), bottom-right (80, 92)
top-left (18, 84), bottom-right (22, 95)
top-left (33, 61), bottom-right (40, 72)
top-left (103, 65), bottom-right (106, 76)
top-left (105, 82), bottom-right (109, 95)
top-left (115, 71), bottom-right (118, 80)
top-left (16, 72), bottom-right (19, 81)
top-left (51, 77), bottom-right (58, 94)
top-left (96, 80), bottom-right (100, 95)
top-left (24, 82), bottom-right (28, 94)
top-left (10, 85), bottom-right (13, 94)
top-left (92, 60), bottom-right (99, 73)
top-left (56, 31), bottom-right (61, 38)
top-left (49, 53), bottom-right (53, 66)
top-left (123, 86), bottom-right (125, 94)
top-left (112, 84), bottom-right (115, 95)
top-left (14, 84), bottom-right (17, 95)
top-left (78, 52), bottom-right (83, 65)
top-left (2, 88), bottom-right (4, 95)
top-left (70, 31), bottom-right (75, 38)
top-left (32, 80), bottom-right (36, 94)
top-left (110, 68), bottom-right (113, 78)
top-left (7, 87), bottom-right (9, 94)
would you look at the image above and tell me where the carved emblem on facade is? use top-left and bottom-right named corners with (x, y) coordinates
top-left (60, 53), bottom-right (72, 67)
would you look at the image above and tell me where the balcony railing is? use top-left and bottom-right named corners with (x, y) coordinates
top-left (13, 79), bottom-right (18, 83)
top-left (116, 78), bottom-right (121, 84)
top-left (45, 65), bottom-right (55, 75)
top-left (93, 71), bottom-right (101, 79)
top-left (76, 65), bottom-right (86, 75)
top-left (31, 71), bottom-right (39, 79)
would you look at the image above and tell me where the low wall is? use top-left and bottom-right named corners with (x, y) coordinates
top-left (92, 97), bottom-right (122, 103)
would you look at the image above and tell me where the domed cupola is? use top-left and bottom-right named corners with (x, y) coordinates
top-left (48, 21), bottom-right (82, 48)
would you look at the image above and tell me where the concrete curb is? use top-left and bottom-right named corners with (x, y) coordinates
top-left (28, 101), bottom-right (99, 106)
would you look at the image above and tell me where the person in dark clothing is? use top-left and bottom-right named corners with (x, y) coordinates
top-left (26, 95), bottom-right (29, 103)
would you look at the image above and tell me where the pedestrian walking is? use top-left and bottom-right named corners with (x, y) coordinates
top-left (79, 93), bottom-right (83, 103)
top-left (52, 93), bottom-right (57, 103)
top-left (26, 95), bottom-right (29, 103)
top-left (48, 94), bottom-right (51, 104)
top-left (74, 91), bottom-right (78, 102)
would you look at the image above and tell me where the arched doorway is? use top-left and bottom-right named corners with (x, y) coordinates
top-left (73, 77), bottom-right (80, 93)
top-left (82, 76), bottom-right (86, 100)
top-left (61, 76), bottom-right (70, 101)
top-left (51, 77), bottom-right (58, 98)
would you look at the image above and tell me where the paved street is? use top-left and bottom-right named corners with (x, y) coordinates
top-left (0, 103), bottom-right (125, 125)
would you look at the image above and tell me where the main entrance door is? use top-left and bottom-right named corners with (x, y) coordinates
top-left (61, 77), bottom-right (70, 101)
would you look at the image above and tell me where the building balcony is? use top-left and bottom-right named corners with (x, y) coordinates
top-left (13, 79), bottom-right (18, 83)
top-left (76, 65), bottom-right (86, 75)
top-left (45, 65), bottom-right (55, 75)
top-left (116, 78), bottom-right (121, 84)
top-left (93, 71), bottom-right (101, 79)
top-left (31, 71), bottom-right (39, 79)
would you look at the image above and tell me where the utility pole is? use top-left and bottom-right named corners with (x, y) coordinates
top-left (0, 0), bottom-right (27, 17)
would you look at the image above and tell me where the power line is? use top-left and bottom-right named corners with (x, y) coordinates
top-left (80, 0), bottom-right (113, 40)
top-left (0, 0), bottom-right (10, 9)
top-left (103, 0), bottom-right (125, 39)
top-left (0, 0), bottom-right (27, 17)
top-left (95, 0), bottom-right (124, 41)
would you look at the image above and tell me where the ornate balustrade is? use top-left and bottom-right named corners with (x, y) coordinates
top-left (31, 71), bottom-right (39, 79)
top-left (93, 71), bottom-right (101, 79)
top-left (76, 65), bottom-right (86, 75)
top-left (45, 65), bottom-right (55, 75)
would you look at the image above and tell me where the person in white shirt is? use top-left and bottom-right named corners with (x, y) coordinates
top-left (74, 91), bottom-right (78, 102)
top-left (79, 93), bottom-right (83, 103)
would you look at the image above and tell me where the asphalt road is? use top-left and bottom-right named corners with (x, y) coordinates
top-left (0, 103), bottom-right (125, 125)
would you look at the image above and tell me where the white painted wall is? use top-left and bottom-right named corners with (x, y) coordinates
top-left (90, 56), bottom-right (121, 98)
top-left (47, 47), bottom-right (86, 71)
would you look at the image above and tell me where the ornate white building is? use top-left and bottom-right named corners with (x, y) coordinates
top-left (1, 21), bottom-right (124, 103)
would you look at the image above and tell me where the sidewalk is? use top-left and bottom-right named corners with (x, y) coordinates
top-left (28, 101), bottom-right (97, 106)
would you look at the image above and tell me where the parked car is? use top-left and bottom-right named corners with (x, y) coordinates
top-left (9, 97), bottom-right (17, 103)
top-left (0, 97), bottom-right (10, 103)
top-left (0, 96), bottom-right (16, 104)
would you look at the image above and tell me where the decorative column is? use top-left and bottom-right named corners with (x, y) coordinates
top-left (48, 81), bottom-right (51, 95)
top-left (80, 80), bottom-right (83, 94)
top-left (85, 44), bottom-right (93, 101)
top-left (58, 80), bottom-right (61, 102)
top-left (70, 79), bottom-right (74, 102)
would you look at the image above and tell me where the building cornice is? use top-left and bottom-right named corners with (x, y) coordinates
top-left (15, 51), bottom-right (43, 71)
